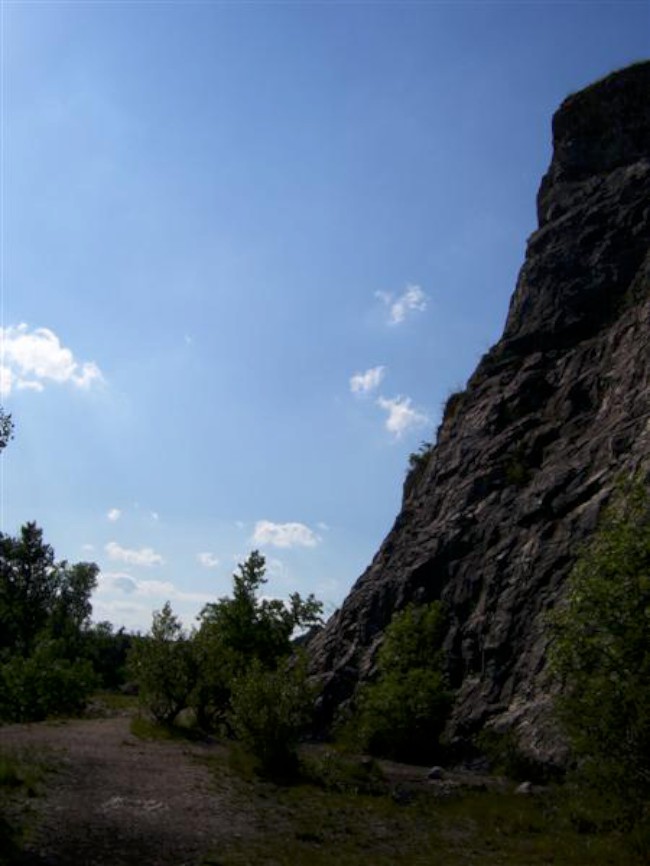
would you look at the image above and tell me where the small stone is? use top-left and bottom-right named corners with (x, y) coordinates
top-left (427, 766), bottom-right (445, 780)
top-left (515, 781), bottom-right (533, 795)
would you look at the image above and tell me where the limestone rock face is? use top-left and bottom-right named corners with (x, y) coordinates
top-left (308, 62), bottom-right (650, 764)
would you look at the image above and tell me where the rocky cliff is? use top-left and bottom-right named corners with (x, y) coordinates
top-left (309, 61), bottom-right (650, 764)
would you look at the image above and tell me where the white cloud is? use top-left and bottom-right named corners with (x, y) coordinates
top-left (0, 324), bottom-right (103, 396)
top-left (0, 367), bottom-right (12, 397)
top-left (377, 395), bottom-right (429, 438)
top-left (105, 541), bottom-right (165, 567)
top-left (197, 552), bottom-right (220, 568)
top-left (251, 521), bottom-right (321, 549)
top-left (97, 571), bottom-right (211, 604)
top-left (376, 284), bottom-right (427, 325)
top-left (16, 379), bottom-right (44, 392)
top-left (350, 365), bottom-right (385, 395)
top-left (107, 508), bottom-right (121, 522)
top-left (151, 511), bottom-right (160, 521)
top-left (82, 543), bottom-right (95, 553)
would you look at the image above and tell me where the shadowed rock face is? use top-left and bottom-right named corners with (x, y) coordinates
top-left (308, 61), bottom-right (650, 765)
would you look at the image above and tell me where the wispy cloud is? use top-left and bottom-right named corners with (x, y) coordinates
top-left (350, 365), bottom-right (386, 395)
top-left (97, 571), bottom-right (211, 604)
top-left (0, 324), bottom-right (103, 396)
top-left (251, 521), bottom-right (321, 549)
top-left (107, 508), bottom-right (121, 523)
top-left (105, 541), bottom-right (165, 567)
top-left (377, 395), bottom-right (428, 438)
top-left (197, 552), bottom-right (220, 568)
top-left (376, 284), bottom-right (427, 325)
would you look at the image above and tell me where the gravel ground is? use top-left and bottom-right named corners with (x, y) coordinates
top-left (1, 714), bottom-right (255, 866)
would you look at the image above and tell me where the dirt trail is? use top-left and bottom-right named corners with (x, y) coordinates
top-left (1, 715), bottom-right (253, 866)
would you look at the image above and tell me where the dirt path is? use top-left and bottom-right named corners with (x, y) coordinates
top-left (1, 714), bottom-right (254, 866)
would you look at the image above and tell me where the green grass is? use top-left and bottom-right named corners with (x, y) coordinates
top-left (198, 746), bottom-right (645, 866)
top-left (89, 690), bottom-right (139, 714)
top-left (0, 748), bottom-right (51, 797)
top-left (0, 747), bottom-right (57, 866)
top-left (129, 712), bottom-right (205, 742)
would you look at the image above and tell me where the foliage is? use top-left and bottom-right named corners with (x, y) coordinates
top-left (189, 551), bottom-right (323, 731)
top-left (129, 602), bottom-right (195, 725)
top-left (549, 476), bottom-right (650, 827)
top-left (201, 756), bottom-right (641, 866)
top-left (129, 551), bottom-right (323, 761)
top-left (0, 522), bottom-right (98, 659)
top-left (407, 441), bottom-right (432, 473)
top-left (405, 441), bottom-right (433, 495)
top-left (347, 602), bottom-right (453, 762)
top-left (299, 748), bottom-right (385, 795)
top-left (0, 639), bottom-right (97, 722)
top-left (0, 523), bottom-right (99, 721)
top-left (82, 621), bottom-right (134, 690)
top-left (476, 728), bottom-right (554, 784)
top-left (198, 550), bottom-right (322, 669)
top-left (0, 746), bottom-right (50, 866)
top-left (0, 409), bottom-right (13, 453)
top-left (229, 655), bottom-right (314, 778)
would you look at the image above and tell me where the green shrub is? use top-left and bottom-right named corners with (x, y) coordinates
top-left (129, 602), bottom-right (195, 725)
top-left (549, 476), bottom-right (650, 830)
top-left (354, 667), bottom-right (452, 763)
top-left (0, 640), bottom-right (96, 722)
top-left (229, 655), bottom-right (313, 779)
top-left (300, 749), bottom-right (385, 795)
top-left (189, 551), bottom-right (322, 732)
top-left (405, 441), bottom-right (433, 496)
top-left (476, 728), bottom-right (553, 784)
top-left (347, 602), bottom-right (453, 763)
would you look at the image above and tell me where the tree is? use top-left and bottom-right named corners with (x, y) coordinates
top-left (229, 655), bottom-right (314, 778)
top-left (0, 408), bottom-right (12, 453)
top-left (0, 640), bottom-right (96, 722)
top-left (189, 551), bottom-right (323, 730)
top-left (83, 621), bottom-right (133, 690)
top-left (198, 550), bottom-right (322, 667)
top-left (0, 523), bottom-right (99, 721)
top-left (549, 477), bottom-right (650, 824)
top-left (0, 523), bottom-right (98, 659)
top-left (129, 602), bottom-right (195, 725)
top-left (348, 602), bottom-right (453, 763)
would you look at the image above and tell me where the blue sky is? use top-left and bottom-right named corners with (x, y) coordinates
top-left (1, 1), bottom-right (647, 632)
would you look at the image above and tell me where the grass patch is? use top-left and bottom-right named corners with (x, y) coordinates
top-left (199, 744), bottom-right (644, 866)
top-left (89, 690), bottom-right (139, 714)
top-left (0, 748), bottom-right (52, 797)
top-left (0, 747), bottom-right (58, 866)
top-left (129, 712), bottom-right (205, 742)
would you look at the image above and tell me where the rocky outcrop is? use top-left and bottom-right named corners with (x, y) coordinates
top-left (309, 61), bottom-right (650, 765)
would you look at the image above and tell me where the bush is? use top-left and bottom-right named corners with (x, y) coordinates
top-left (0, 640), bottom-right (96, 722)
top-left (229, 656), bottom-right (313, 778)
top-left (354, 667), bottom-right (452, 763)
top-left (129, 603), bottom-right (195, 725)
top-left (549, 476), bottom-right (650, 828)
top-left (347, 602), bottom-right (453, 763)
top-left (189, 550), bottom-right (322, 732)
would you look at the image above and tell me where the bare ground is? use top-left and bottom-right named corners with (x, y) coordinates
top-left (1, 706), bottom-right (508, 866)
top-left (1, 713), bottom-right (257, 866)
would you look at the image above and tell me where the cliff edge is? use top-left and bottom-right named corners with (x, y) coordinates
top-left (309, 61), bottom-right (650, 765)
